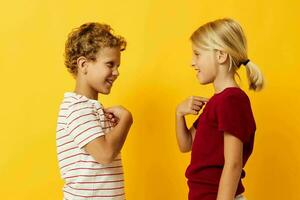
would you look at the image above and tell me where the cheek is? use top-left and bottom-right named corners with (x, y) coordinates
top-left (87, 70), bottom-right (104, 85)
top-left (203, 56), bottom-right (216, 72)
top-left (204, 66), bottom-right (215, 78)
top-left (90, 66), bottom-right (110, 79)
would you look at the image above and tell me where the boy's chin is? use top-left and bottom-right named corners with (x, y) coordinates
top-left (98, 88), bottom-right (112, 95)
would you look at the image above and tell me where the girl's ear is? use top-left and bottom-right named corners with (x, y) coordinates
top-left (77, 56), bottom-right (88, 75)
top-left (216, 50), bottom-right (228, 64)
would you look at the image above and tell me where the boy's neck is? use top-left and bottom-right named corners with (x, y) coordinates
top-left (74, 78), bottom-right (98, 100)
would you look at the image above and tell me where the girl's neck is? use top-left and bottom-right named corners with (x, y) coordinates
top-left (213, 70), bottom-right (239, 94)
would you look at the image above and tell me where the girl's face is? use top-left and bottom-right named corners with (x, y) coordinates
top-left (191, 44), bottom-right (217, 85)
top-left (86, 47), bottom-right (121, 95)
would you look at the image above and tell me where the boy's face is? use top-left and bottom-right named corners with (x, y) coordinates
top-left (85, 47), bottom-right (121, 95)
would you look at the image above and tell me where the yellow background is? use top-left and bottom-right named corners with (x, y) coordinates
top-left (0, 0), bottom-right (299, 199)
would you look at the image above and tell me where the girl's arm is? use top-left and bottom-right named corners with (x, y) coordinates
top-left (176, 96), bottom-right (208, 152)
top-left (175, 114), bottom-right (196, 152)
top-left (217, 132), bottom-right (243, 200)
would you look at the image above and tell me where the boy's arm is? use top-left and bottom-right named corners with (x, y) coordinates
top-left (217, 132), bottom-right (243, 200)
top-left (84, 109), bottom-right (132, 165)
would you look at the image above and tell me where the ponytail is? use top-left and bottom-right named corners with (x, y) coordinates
top-left (242, 60), bottom-right (264, 91)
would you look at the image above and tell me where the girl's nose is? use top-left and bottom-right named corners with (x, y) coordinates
top-left (191, 57), bottom-right (197, 68)
top-left (191, 62), bottom-right (196, 68)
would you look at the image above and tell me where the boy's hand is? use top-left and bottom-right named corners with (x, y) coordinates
top-left (104, 106), bottom-right (133, 124)
top-left (105, 112), bottom-right (119, 127)
top-left (176, 96), bottom-right (209, 117)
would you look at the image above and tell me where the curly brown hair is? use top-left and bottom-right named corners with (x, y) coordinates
top-left (64, 22), bottom-right (127, 75)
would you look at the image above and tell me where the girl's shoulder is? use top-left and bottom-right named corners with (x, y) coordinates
top-left (208, 87), bottom-right (252, 112)
top-left (215, 87), bottom-right (249, 102)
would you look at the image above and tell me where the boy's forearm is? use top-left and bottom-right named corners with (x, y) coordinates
top-left (217, 163), bottom-right (242, 200)
top-left (175, 113), bottom-right (192, 152)
top-left (105, 115), bottom-right (133, 159)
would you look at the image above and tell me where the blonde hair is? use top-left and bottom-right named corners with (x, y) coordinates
top-left (64, 22), bottom-right (127, 76)
top-left (190, 18), bottom-right (264, 91)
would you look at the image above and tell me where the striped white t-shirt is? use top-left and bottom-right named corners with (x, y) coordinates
top-left (56, 92), bottom-right (125, 200)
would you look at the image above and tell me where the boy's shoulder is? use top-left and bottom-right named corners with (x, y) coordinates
top-left (61, 92), bottom-right (103, 112)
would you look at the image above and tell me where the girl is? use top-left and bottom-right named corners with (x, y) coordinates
top-left (176, 18), bottom-right (264, 200)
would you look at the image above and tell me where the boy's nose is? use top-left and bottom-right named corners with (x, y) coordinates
top-left (112, 69), bottom-right (119, 76)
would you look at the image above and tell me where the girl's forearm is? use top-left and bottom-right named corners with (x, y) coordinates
top-left (175, 113), bottom-right (192, 152)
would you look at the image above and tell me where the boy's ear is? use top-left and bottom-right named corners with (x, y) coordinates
top-left (77, 56), bottom-right (88, 75)
top-left (216, 50), bottom-right (228, 64)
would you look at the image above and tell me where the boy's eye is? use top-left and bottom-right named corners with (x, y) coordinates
top-left (106, 62), bottom-right (114, 68)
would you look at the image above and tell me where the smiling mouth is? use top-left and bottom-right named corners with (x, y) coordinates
top-left (106, 79), bottom-right (114, 86)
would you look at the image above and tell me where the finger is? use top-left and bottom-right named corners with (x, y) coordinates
top-left (191, 105), bottom-right (201, 111)
top-left (112, 118), bottom-right (119, 126)
top-left (111, 121), bottom-right (117, 127)
top-left (111, 118), bottom-right (116, 122)
top-left (106, 113), bottom-right (113, 118)
top-left (192, 96), bottom-right (210, 102)
top-left (104, 113), bottom-right (110, 119)
top-left (113, 116), bottom-right (119, 122)
top-left (190, 109), bottom-right (199, 115)
top-left (192, 100), bottom-right (205, 107)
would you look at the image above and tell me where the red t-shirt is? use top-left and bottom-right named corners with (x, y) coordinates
top-left (185, 87), bottom-right (256, 200)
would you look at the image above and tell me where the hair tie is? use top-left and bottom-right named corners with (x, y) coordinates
top-left (241, 59), bottom-right (250, 66)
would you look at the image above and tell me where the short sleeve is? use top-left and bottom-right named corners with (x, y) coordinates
top-left (217, 94), bottom-right (256, 143)
top-left (66, 101), bottom-right (105, 148)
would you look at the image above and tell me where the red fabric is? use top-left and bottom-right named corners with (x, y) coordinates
top-left (186, 87), bottom-right (256, 200)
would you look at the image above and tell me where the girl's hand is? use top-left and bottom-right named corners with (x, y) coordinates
top-left (176, 96), bottom-right (209, 117)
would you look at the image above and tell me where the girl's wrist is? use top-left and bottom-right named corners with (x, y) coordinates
top-left (176, 111), bottom-right (185, 118)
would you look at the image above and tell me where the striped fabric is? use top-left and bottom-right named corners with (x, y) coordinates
top-left (56, 92), bottom-right (125, 199)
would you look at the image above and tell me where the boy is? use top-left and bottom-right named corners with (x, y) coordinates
top-left (56, 22), bottom-right (133, 200)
